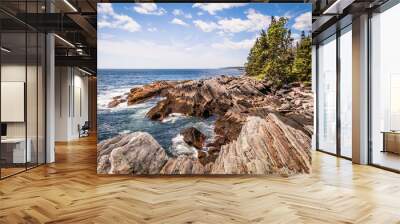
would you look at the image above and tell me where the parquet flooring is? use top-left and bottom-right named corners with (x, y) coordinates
top-left (1, 135), bottom-right (400, 223)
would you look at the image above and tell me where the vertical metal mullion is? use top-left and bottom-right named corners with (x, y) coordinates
top-left (0, 22), bottom-right (2, 179)
top-left (73, 68), bottom-right (75, 118)
top-left (68, 69), bottom-right (70, 117)
top-left (44, 0), bottom-right (48, 164)
top-left (60, 68), bottom-right (62, 117)
top-left (315, 45), bottom-right (320, 151)
top-left (44, 36), bottom-right (47, 164)
top-left (367, 11), bottom-right (373, 165)
top-left (25, 0), bottom-right (28, 171)
top-left (336, 27), bottom-right (341, 157)
top-left (36, 0), bottom-right (39, 167)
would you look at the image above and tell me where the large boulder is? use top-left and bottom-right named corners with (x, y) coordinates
top-left (180, 127), bottom-right (206, 149)
top-left (97, 132), bottom-right (168, 175)
top-left (211, 114), bottom-right (311, 175)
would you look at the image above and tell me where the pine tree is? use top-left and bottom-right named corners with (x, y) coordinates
top-left (245, 29), bottom-right (268, 78)
top-left (244, 16), bottom-right (311, 87)
top-left (261, 17), bottom-right (294, 87)
top-left (245, 38), bottom-right (259, 77)
top-left (292, 31), bottom-right (312, 83)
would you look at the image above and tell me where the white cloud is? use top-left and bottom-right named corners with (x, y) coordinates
top-left (193, 20), bottom-right (218, 32)
top-left (98, 39), bottom-right (247, 69)
top-left (283, 11), bottom-right (294, 19)
top-left (197, 12), bottom-right (203, 16)
top-left (133, 3), bottom-right (166, 15)
top-left (98, 3), bottom-right (114, 15)
top-left (147, 27), bottom-right (157, 32)
top-left (171, 18), bottom-right (189, 27)
top-left (98, 20), bottom-right (112, 28)
top-left (193, 9), bottom-right (270, 34)
top-left (98, 3), bottom-right (141, 32)
top-left (218, 9), bottom-right (271, 33)
top-left (99, 33), bottom-right (115, 40)
top-left (193, 3), bottom-right (248, 15)
top-left (292, 12), bottom-right (311, 31)
top-left (173, 9), bottom-right (192, 19)
top-left (172, 9), bottom-right (183, 16)
top-left (212, 38), bottom-right (256, 50)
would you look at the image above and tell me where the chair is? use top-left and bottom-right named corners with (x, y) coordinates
top-left (79, 121), bottom-right (90, 138)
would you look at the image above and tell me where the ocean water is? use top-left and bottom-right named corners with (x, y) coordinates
top-left (97, 69), bottom-right (242, 155)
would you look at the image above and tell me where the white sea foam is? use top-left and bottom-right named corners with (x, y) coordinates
top-left (119, 130), bottom-right (131, 135)
top-left (128, 97), bottom-right (166, 119)
top-left (170, 134), bottom-right (198, 157)
top-left (189, 121), bottom-right (216, 146)
top-left (97, 86), bottom-right (137, 110)
top-left (161, 113), bottom-right (186, 123)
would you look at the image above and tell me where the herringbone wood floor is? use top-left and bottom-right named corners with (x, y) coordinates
top-left (1, 135), bottom-right (400, 224)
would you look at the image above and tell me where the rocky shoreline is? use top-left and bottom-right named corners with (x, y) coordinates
top-left (98, 75), bottom-right (313, 176)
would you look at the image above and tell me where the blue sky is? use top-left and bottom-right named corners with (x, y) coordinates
top-left (98, 3), bottom-right (311, 69)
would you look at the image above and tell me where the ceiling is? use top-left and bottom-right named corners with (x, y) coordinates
top-left (2, 0), bottom-right (392, 73)
top-left (310, 0), bottom-right (390, 42)
top-left (0, 0), bottom-right (100, 74)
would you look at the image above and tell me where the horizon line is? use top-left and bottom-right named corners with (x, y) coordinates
top-left (97, 67), bottom-right (245, 70)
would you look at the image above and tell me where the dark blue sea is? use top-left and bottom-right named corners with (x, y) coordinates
top-left (97, 69), bottom-right (242, 155)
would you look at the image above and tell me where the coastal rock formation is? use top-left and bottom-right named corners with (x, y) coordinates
top-left (275, 82), bottom-right (314, 136)
top-left (143, 77), bottom-right (313, 141)
top-left (145, 76), bottom-right (265, 121)
top-left (97, 132), bottom-right (168, 174)
top-left (180, 127), bottom-right (206, 149)
top-left (211, 115), bottom-right (311, 175)
top-left (102, 75), bottom-right (314, 176)
top-left (98, 113), bottom-right (311, 175)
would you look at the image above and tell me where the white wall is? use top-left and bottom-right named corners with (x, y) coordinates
top-left (72, 72), bottom-right (89, 138)
top-left (54, 67), bottom-right (89, 141)
top-left (55, 66), bottom-right (69, 141)
top-left (1, 65), bottom-right (26, 138)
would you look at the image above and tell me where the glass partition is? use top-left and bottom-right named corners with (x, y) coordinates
top-left (1, 30), bottom-right (28, 177)
top-left (339, 26), bottom-right (352, 158)
top-left (370, 3), bottom-right (400, 171)
top-left (317, 35), bottom-right (337, 154)
top-left (0, 1), bottom-right (46, 179)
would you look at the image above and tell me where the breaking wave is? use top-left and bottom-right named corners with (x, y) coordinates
top-left (170, 134), bottom-right (198, 157)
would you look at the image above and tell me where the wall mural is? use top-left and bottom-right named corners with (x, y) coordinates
top-left (97, 3), bottom-right (313, 175)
